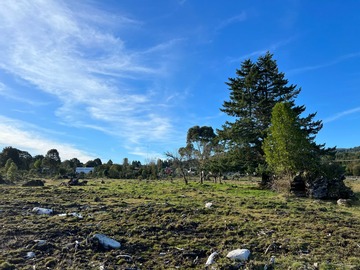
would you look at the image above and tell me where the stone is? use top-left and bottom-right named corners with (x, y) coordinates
top-left (226, 248), bottom-right (250, 261)
top-left (337, 199), bottom-right (352, 207)
top-left (92, 234), bottom-right (121, 250)
top-left (32, 207), bottom-right (53, 215)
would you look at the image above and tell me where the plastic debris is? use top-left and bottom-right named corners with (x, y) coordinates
top-left (205, 202), bottom-right (213, 208)
top-left (205, 251), bottom-right (218, 266)
top-left (26, 251), bottom-right (36, 259)
top-left (32, 207), bottom-right (53, 215)
top-left (58, 212), bottom-right (83, 219)
top-left (34, 240), bottom-right (46, 246)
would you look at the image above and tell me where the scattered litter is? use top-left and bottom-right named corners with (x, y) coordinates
top-left (116, 254), bottom-right (133, 261)
top-left (25, 251), bottom-right (36, 259)
top-left (269, 256), bottom-right (275, 264)
top-left (92, 234), bottom-right (121, 249)
top-left (226, 248), bottom-right (250, 261)
top-left (159, 252), bottom-right (167, 256)
top-left (58, 212), bottom-right (83, 219)
top-left (205, 202), bottom-right (213, 208)
top-left (32, 207), bottom-right (53, 215)
top-left (205, 251), bottom-right (218, 266)
top-left (34, 240), bottom-right (46, 246)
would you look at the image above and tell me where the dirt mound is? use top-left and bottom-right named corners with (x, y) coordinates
top-left (22, 180), bottom-right (45, 187)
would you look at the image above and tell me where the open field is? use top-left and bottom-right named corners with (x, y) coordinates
top-left (0, 178), bottom-right (359, 270)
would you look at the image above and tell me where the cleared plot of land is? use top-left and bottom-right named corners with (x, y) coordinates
top-left (0, 179), bottom-right (359, 269)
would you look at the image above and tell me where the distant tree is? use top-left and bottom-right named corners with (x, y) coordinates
top-left (263, 102), bottom-right (318, 190)
top-left (5, 158), bottom-right (14, 172)
top-left (123, 158), bottom-right (129, 167)
top-left (70, 158), bottom-right (82, 168)
top-left (165, 151), bottom-right (188, 184)
top-left (107, 160), bottom-right (113, 166)
top-left (85, 158), bottom-right (102, 167)
top-left (0, 147), bottom-right (21, 168)
top-left (6, 160), bottom-right (18, 181)
top-left (42, 149), bottom-right (61, 175)
top-left (352, 163), bottom-right (360, 176)
top-left (18, 150), bottom-right (32, 170)
top-left (108, 164), bottom-right (121, 178)
top-left (33, 159), bottom-right (42, 171)
top-left (186, 126), bottom-right (217, 183)
top-left (218, 52), bottom-right (324, 173)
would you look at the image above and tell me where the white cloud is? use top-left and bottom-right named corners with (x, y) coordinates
top-left (0, 116), bottom-right (96, 162)
top-left (324, 107), bottom-right (360, 124)
top-left (0, 0), bottom-right (180, 155)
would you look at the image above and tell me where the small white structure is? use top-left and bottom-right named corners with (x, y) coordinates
top-left (76, 167), bottom-right (94, 174)
top-left (226, 248), bottom-right (251, 261)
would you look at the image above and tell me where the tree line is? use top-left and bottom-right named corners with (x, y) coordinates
top-left (0, 146), bottom-right (176, 181)
top-left (0, 52), bottom-right (354, 188)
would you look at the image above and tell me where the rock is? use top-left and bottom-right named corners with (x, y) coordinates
top-left (226, 248), bottom-right (250, 261)
top-left (32, 207), bottom-right (53, 215)
top-left (92, 234), bottom-right (121, 250)
top-left (205, 202), bottom-right (213, 208)
top-left (306, 175), bottom-right (354, 199)
top-left (290, 172), bottom-right (354, 200)
top-left (205, 251), bottom-right (218, 266)
top-left (337, 199), bottom-right (352, 207)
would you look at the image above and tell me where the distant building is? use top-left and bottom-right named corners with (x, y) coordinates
top-left (75, 167), bottom-right (94, 174)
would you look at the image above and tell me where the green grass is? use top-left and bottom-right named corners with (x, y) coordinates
top-left (0, 178), bottom-right (359, 269)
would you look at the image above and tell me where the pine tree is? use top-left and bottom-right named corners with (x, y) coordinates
top-left (218, 52), bottom-right (323, 172)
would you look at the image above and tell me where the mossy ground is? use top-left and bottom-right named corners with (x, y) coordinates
top-left (0, 178), bottom-right (359, 269)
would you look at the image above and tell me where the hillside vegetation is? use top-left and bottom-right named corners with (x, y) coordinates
top-left (0, 178), bottom-right (359, 269)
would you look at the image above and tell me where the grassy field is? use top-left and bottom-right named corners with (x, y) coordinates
top-left (0, 178), bottom-right (359, 270)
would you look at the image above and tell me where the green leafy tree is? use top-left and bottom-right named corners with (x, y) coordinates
top-left (263, 102), bottom-right (318, 181)
top-left (6, 160), bottom-right (18, 181)
top-left (218, 52), bottom-right (323, 173)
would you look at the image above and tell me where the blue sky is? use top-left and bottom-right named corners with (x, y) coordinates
top-left (0, 0), bottom-right (360, 164)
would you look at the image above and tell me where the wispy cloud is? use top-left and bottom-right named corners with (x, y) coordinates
top-left (0, 116), bottom-right (96, 162)
top-left (0, 82), bottom-right (47, 106)
top-left (0, 0), bottom-right (180, 155)
top-left (215, 12), bottom-right (247, 32)
top-left (228, 36), bottom-right (296, 63)
top-left (288, 52), bottom-right (360, 74)
top-left (324, 107), bottom-right (360, 124)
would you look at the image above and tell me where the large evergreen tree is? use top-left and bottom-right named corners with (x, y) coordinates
top-left (218, 52), bottom-right (323, 172)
